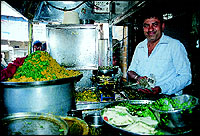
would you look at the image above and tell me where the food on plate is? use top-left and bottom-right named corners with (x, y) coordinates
top-left (6, 51), bottom-right (81, 82)
top-left (102, 102), bottom-right (165, 135)
top-left (118, 102), bottom-right (157, 120)
top-left (102, 106), bottom-right (135, 126)
top-left (124, 121), bottom-right (156, 134)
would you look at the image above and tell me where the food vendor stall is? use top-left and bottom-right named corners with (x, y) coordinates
top-left (1, 0), bottom-right (200, 135)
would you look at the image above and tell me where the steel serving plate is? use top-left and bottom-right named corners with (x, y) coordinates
top-left (1, 112), bottom-right (69, 135)
top-left (100, 100), bottom-right (158, 135)
top-left (100, 99), bottom-right (198, 135)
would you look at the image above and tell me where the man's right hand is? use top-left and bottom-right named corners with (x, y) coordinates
top-left (138, 86), bottom-right (161, 95)
top-left (127, 71), bottom-right (140, 81)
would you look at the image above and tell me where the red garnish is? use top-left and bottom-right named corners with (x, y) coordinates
top-left (104, 116), bottom-right (108, 121)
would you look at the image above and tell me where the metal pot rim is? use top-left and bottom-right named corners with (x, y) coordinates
top-left (0, 73), bottom-right (83, 87)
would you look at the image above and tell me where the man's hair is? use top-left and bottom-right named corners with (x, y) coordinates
top-left (143, 10), bottom-right (164, 24)
top-left (33, 40), bottom-right (42, 46)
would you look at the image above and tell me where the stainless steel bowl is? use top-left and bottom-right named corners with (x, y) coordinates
top-left (0, 73), bottom-right (83, 116)
top-left (1, 112), bottom-right (69, 135)
top-left (150, 94), bottom-right (199, 130)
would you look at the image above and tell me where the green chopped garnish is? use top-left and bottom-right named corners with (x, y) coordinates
top-left (59, 129), bottom-right (64, 132)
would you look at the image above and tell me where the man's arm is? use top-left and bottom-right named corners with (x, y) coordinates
top-left (160, 42), bottom-right (192, 95)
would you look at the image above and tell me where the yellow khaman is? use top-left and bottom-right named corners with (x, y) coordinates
top-left (7, 51), bottom-right (81, 82)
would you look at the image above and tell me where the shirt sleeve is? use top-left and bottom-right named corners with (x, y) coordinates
top-left (160, 41), bottom-right (192, 95)
top-left (127, 45), bottom-right (140, 72)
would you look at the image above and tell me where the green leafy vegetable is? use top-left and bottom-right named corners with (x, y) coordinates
top-left (59, 129), bottom-right (64, 132)
top-left (116, 102), bottom-right (157, 120)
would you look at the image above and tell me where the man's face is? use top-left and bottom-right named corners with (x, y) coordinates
top-left (33, 45), bottom-right (42, 51)
top-left (143, 17), bottom-right (164, 42)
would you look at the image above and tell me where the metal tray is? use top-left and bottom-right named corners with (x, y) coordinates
top-left (1, 112), bottom-right (69, 135)
top-left (76, 100), bottom-right (154, 111)
top-left (100, 100), bottom-right (170, 135)
top-left (76, 101), bottom-right (115, 111)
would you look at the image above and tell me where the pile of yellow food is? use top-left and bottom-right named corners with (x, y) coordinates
top-left (75, 89), bottom-right (100, 102)
top-left (7, 51), bottom-right (81, 82)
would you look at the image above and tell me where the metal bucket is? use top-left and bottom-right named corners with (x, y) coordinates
top-left (0, 74), bottom-right (83, 117)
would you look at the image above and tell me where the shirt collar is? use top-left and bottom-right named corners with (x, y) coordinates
top-left (158, 33), bottom-right (168, 44)
top-left (143, 33), bottom-right (168, 47)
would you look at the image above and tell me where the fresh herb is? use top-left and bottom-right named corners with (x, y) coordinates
top-left (117, 102), bottom-right (157, 120)
top-left (117, 112), bottom-right (128, 116)
top-left (98, 66), bottom-right (113, 70)
top-left (151, 97), bottom-right (197, 111)
top-left (27, 122), bottom-right (32, 125)
top-left (59, 129), bottom-right (64, 132)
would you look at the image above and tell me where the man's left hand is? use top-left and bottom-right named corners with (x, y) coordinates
top-left (138, 86), bottom-right (161, 95)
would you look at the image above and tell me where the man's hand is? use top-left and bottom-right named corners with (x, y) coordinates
top-left (127, 71), bottom-right (140, 82)
top-left (138, 86), bottom-right (161, 95)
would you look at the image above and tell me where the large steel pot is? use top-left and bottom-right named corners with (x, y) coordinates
top-left (0, 73), bottom-right (83, 117)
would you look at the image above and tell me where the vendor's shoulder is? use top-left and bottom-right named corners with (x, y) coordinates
top-left (137, 39), bottom-right (147, 48)
top-left (164, 35), bottom-right (186, 50)
top-left (164, 34), bottom-right (182, 44)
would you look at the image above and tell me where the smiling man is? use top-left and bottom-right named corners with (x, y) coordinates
top-left (127, 12), bottom-right (192, 95)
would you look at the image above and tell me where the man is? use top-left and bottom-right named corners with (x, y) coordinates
top-left (127, 12), bottom-right (192, 95)
top-left (33, 40), bottom-right (42, 52)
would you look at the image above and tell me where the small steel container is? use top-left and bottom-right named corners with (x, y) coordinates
top-left (84, 112), bottom-right (104, 136)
